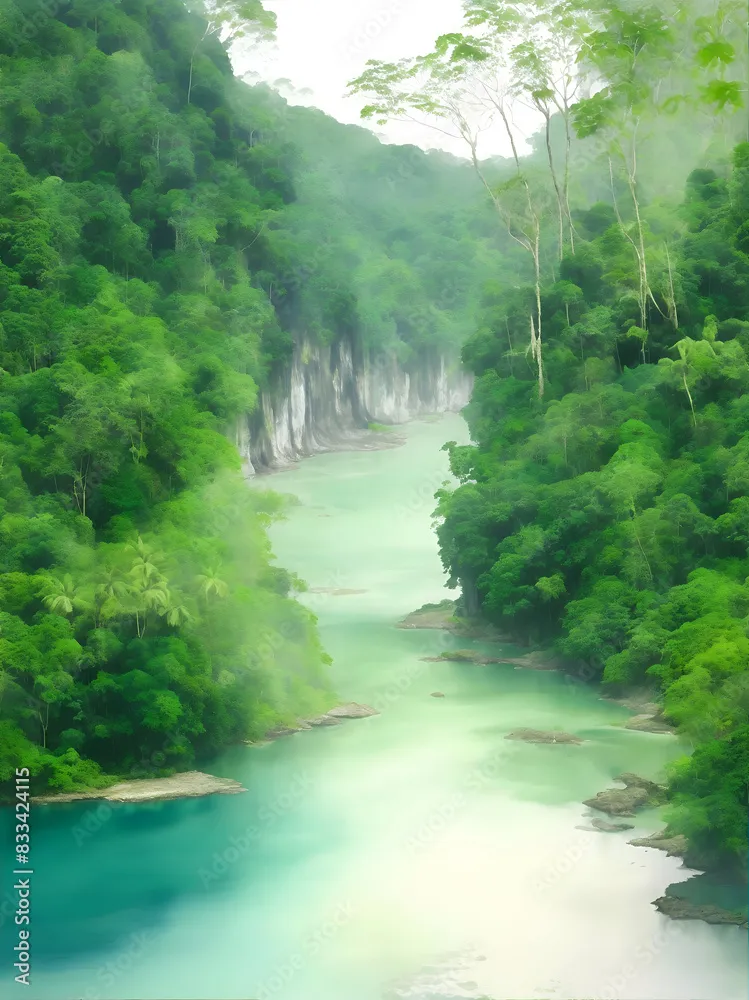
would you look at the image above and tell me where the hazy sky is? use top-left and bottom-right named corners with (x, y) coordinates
top-left (233, 0), bottom-right (539, 160)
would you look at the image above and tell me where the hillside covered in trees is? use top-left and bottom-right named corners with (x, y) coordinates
top-left (2, 0), bottom-right (747, 894)
top-left (352, 0), bottom-right (749, 877)
top-left (0, 0), bottom-right (510, 796)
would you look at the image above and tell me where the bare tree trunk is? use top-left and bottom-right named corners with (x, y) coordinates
top-left (622, 124), bottom-right (668, 333)
top-left (665, 243), bottom-right (678, 329)
top-left (683, 371), bottom-right (697, 426)
top-left (39, 704), bottom-right (49, 749)
top-left (542, 110), bottom-right (566, 260)
top-left (631, 513), bottom-right (654, 582)
top-left (530, 313), bottom-right (544, 398)
top-left (625, 164), bottom-right (649, 330)
top-left (188, 25), bottom-right (212, 105)
top-left (561, 105), bottom-right (575, 254)
top-left (471, 95), bottom-right (545, 395)
top-left (608, 155), bottom-right (647, 356)
top-left (187, 45), bottom-right (199, 105)
top-left (532, 229), bottom-right (543, 396)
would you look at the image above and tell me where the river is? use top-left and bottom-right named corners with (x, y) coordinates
top-left (15, 413), bottom-right (748, 1000)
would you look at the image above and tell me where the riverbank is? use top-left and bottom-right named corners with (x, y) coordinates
top-left (30, 705), bottom-right (379, 804)
top-left (396, 599), bottom-right (508, 640)
top-left (399, 599), bottom-right (747, 930)
top-left (245, 702), bottom-right (379, 743)
top-left (27, 412), bottom-right (746, 1000)
top-left (33, 771), bottom-right (247, 804)
top-left (600, 691), bottom-right (677, 734)
top-left (253, 425), bottom-right (407, 476)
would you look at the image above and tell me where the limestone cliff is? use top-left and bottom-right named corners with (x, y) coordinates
top-left (236, 337), bottom-right (472, 474)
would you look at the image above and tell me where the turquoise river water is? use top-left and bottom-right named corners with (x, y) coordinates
top-left (5, 413), bottom-right (748, 1000)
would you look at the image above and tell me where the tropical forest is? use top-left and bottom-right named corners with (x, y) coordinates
top-left (0, 1), bottom-right (748, 999)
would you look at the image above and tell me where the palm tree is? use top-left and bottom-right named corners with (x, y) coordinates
top-left (123, 535), bottom-right (171, 637)
top-left (94, 567), bottom-right (132, 624)
top-left (130, 579), bottom-right (169, 638)
top-left (195, 566), bottom-right (229, 602)
top-left (194, 565), bottom-right (228, 669)
top-left (159, 601), bottom-right (193, 628)
top-left (126, 536), bottom-right (163, 585)
top-left (41, 574), bottom-right (90, 617)
top-left (96, 567), bottom-right (131, 602)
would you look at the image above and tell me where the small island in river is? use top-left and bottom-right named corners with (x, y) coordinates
top-left (505, 728), bottom-right (583, 744)
top-left (583, 772), bottom-right (667, 816)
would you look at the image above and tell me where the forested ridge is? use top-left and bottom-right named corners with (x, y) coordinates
top-left (352, 0), bottom-right (749, 876)
top-left (0, 0), bottom-right (506, 797)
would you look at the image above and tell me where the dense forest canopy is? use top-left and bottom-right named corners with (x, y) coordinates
top-left (352, 0), bottom-right (749, 875)
top-left (1, 0), bottom-right (748, 889)
top-left (0, 0), bottom-right (512, 796)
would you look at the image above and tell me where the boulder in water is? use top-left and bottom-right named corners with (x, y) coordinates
top-left (326, 702), bottom-right (379, 719)
top-left (308, 714), bottom-right (343, 727)
top-left (625, 713), bottom-right (675, 734)
top-left (584, 773), bottom-right (667, 817)
top-left (262, 725), bottom-right (301, 739)
top-left (629, 829), bottom-right (689, 857)
top-left (591, 817), bottom-right (636, 832)
top-left (505, 728), bottom-right (582, 744)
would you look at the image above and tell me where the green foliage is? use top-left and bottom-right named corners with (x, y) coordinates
top-left (666, 727), bottom-right (749, 874)
top-left (438, 139), bottom-right (749, 872)
top-left (0, 0), bottom-right (509, 800)
top-left (0, 0), bottom-right (341, 798)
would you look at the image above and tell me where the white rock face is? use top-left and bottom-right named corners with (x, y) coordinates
top-left (236, 337), bottom-right (473, 473)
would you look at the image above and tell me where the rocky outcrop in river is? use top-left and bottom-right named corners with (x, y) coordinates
top-left (624, 712), bottom-right (675, 734)
top-left (653, 895), bottom-right (749, 927)
top-left (506, 728), bottom-right (583, 744)
top-left (34, 772), bottom-right (247, 804)
top-left (629, 830), bottom-right (690, 857)
top-left (583, 773), bottom-right (667, 816)
top-left (255, 702), bottom-right (379, 742)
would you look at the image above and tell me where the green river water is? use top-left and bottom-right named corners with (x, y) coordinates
top-left (10, 413), bottom-right (748, 1000)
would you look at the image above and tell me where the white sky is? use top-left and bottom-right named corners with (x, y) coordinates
top-left (232, 0), bottom-right (540, 159)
